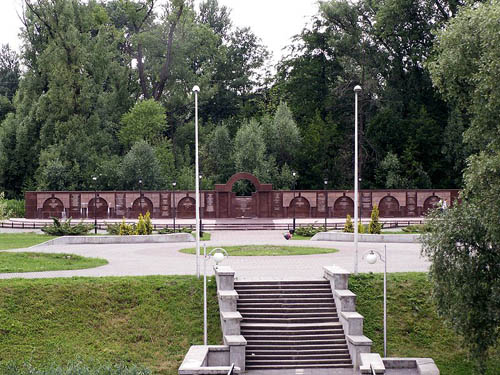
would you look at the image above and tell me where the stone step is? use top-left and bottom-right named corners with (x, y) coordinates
top-left (237, 302), bottom-right (336, 309)
top-left (241, 311), bottom-right (337, 319)
top-left (235, 284), bottom-right (331, 290)
top-left (245, 364), bottom-right (353, 370)
top-left (247, 353), bottom-right (351, 361)
top-left (246, 358), bottom-right (352, 366)
top-left (238, 307), bottom-right (337, 314)
top-left (238, 294), bottom-right (333, 300)
top-left (236, 288), bottom-right (332, 295)
top-left (243, 333), bottom-right (346, 341)
top-left (243, 316), bottom-right (338, 324)
top-left (241, 322), bottom-right (342, 329)
top-left (247, 348), bottom-right (349, 355)
top-left (246, 343), bottom-right (348, 351)
top-left (246, 338), bottom-right (347, 346)
top-left (235, 280), bottom-right (329, 286)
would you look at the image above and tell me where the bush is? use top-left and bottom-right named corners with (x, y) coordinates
top-left (158, 226), bottom-right (192, 234)
top-left (368, 204), bottom-right (382, 234)
top-left (136, 214), bottom-right (147, 235)
top-left (295, 224), bottom-right (323, 237)
top-left (402, 224), bottom-right (430, 233)
top-left (358, 221), bottom-right (366, 234)
top-left (119, 218), bottom-right (136, 235)
top-left (0, 192), bottom-right (12, 219)
top-left (6, 199), bottom-right (24, 217)
top-left (0, 360), bottom-right (151, 375)
top-left (106, 222), bottom-right (121, 235)
top-left (41, 218), bottom-right (94, 236)
top-left (344, 214), bottom-right (354, 232)
top-left (144, 211), bottom-right (153, 235)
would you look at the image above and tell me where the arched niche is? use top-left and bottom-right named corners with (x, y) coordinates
top-left (177, 197), bottom-right (196, 218)
top-left (88, 197), bottom-right (109, 219)
top-left (42, 197), bottom-right (64, 218)
top-left (215, 172), bottom-right (272, 192)
top-left (289, 196), bottom-right (311, 218)
top-left (334, 196), bottom-right (354, 217)
top-left (379, 196), bottom-right (400, 217)
top-left (232, 179), bottom-right (257, 196)
top-left (132, 196), bottom-right (153, 216)
top-left (423, 195), bottom-right (441, 214)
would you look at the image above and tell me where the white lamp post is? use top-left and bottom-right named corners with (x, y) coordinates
top-left (193, 85), bottom-right (200, 278)
top-left (363, 245), bottom-right (387, 357)
top-left (203, 244), bottom-right (228, 345)
top-left (354, 85), bottom-right (362, 275)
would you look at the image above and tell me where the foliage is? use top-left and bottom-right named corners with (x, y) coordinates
top-left (402, 224), bottom-right (429, 233)
top-left (136, 214), bottom-right (147, 235)
top-left (0, 252), bottom-right (107, 273)
top-left (41, 218), bottom-right (93, 236)
top-left (344, 214), bottom-right (353, 233)
top-left (144, 211), bottom-right (153, 235)
top-left (106, 222), bottom-right (121, 235)
top-left (368, 204), bottom-right (382, 234)
top-left (0, 360), bottom-right (151, 375)
top-left (5, 199), bottom-right (24, 218)
top-left (158, 226), bottom-right (192, 234)
top-left (0, 44), bottom-right (20, 101)
top-left (0, 191), bottom-right (12, 219)
top-left (294, 225), bottom-right (323, 237)
top-left (358, 221), bottom-right (365, 234)
top-left (119, 99), bottom-right (167, 149)
top-left (120, 141), bottom-right (164, 190)
top-left (119, 218), bottom-right (136, 236)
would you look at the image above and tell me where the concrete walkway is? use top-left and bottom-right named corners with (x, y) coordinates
top-left (0, 230), bottom-right (431, 279)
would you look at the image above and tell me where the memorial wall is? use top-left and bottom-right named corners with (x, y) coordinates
top-left (25, 173), bottom-right (460, 219)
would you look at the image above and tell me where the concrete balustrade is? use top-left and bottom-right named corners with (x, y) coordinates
top-left (324, 265), bottom-right (373, 369)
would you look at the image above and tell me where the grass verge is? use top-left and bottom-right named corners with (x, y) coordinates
top-left (0, 276), bottom-right (221, 375)
top-left (0, 252), bottom-right (108, 273)
top-left (350, 273), bottom-right (499, 375)
top-left (0, 233), bottom-right (57, 250)
top-left (179, 245), bottom-right (338, 256)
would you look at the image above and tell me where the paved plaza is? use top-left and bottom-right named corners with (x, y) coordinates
top-left (0, 230), bottom-right (431, 279)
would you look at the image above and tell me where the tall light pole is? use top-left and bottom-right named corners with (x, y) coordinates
top-left (193, 85), bottom-right (201, 278)
top-left (172, 181), bottom-right (177, 233)
top-left (324, 178), bottom-right (328, 231)
top-left (292, 171), bottom-right (297, 233)
top-left (199, 174), bottom-right (203, 237)
top-left (354, 85), bottom-right (362, 275)
top-left (364, 246), bottom-right (388, 357)
top-left (92, 176), bottom-right (97, 234)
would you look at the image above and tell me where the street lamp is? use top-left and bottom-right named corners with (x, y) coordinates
top-left (199, 174), bottom-right (204, 238)
top-left (203, 244), bottom-right (228, 345)
top-left (138, 178), bottom-right (143, 216)
top-left (172, 181), bottom-right (177, 233)
top-left (292, 171), bottom-right (297, 233)
top-left (193, 85), bottom-right (201, 278)
top-left (324, 178), bottom-right (328, 231)
top-left (354, 85), bottom-right (362, 275)
top-left (92, 176), bottom-right (98, 234)
top-left (363, 245), bottom-right (387, 357)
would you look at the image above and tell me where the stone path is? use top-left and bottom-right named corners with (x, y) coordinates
top-left (0, 230), bottom-right (431, 279)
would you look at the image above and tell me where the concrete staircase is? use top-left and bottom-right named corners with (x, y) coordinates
top-left (234, 280), bottom-right (352, 370)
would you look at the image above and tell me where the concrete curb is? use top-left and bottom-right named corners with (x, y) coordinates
top-left (311, 232), bottom-right (421, 243)
top-left (35, 233), bottom-right (195, 246)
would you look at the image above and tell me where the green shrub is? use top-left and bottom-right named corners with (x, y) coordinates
top-left (358, 221), bottom-right (366, 233)
top-left (295, 225), bottom-right (323, 237)
top-left (41, 218), bottom-right (94, 236)
top-left (0, 360), bottom-right (151, 375)
top-left (6, 199), bottom-right (24, 217)
top-left (136, 214), bottom-right (147, 235)
top-left (158, 226), bottom-right (192, 234)
top-left (368, 204), bottom-right (382, 234)
top-left (106, 222), bottom-right (121, 235)
top-left (119, 218), bottom-right (136, 235)
top-left (144, 211), bottom-right (153, 235)
top-left (402, 224), bottom-right (429, 233)
top-left (344, 214), bottom-right (354, 232)
top-left (0, 192), bottom-right (12, 219)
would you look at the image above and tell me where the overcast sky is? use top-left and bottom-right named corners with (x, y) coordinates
top-left (0, 0), bottom-right (320, 64)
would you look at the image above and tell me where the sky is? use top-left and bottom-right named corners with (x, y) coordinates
top-left (0, 0), bottom-right (320, 64)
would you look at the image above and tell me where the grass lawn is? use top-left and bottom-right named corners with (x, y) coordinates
top-left (0, 276), bottom-right (220, 375)
top-left (0, 252), bottom-right (108, 273)
top-left (0, 274), bottom-right (497, 374)
top-left (178, 245), bottom-right (338, 256)
top-left (0, 233), bottom-right (57, 250)
top-left (350, 273), bottom-right (499, 375)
